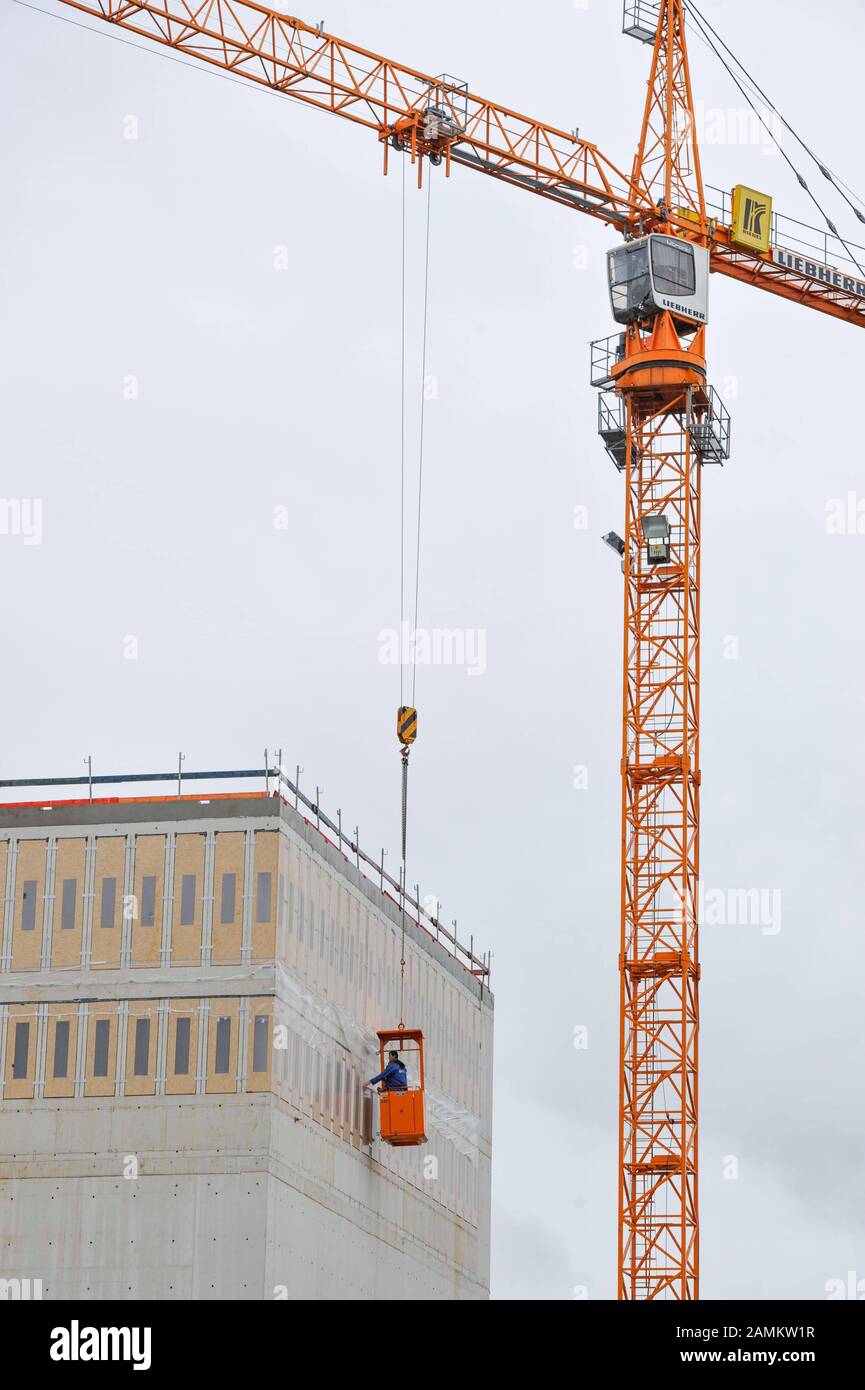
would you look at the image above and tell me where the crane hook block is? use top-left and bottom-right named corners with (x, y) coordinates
top-left (397, 706), bottom-right (418, 746)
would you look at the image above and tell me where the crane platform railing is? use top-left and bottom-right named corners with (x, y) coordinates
top-left (707, 186), bottom-right (865, 285)
top-left (591, 333), bottom-right (627, 390)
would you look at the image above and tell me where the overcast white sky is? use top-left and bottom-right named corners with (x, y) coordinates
top-left (2, 0), bottom-right (865, 1300)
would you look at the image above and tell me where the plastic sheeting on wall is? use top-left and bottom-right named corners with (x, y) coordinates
top-left (275, 962), bottom-right (481, 1164)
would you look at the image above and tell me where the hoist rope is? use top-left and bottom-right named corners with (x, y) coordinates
top-left (395, 159), bottom-right (434, 1027)
top-left (403, 156), bottom-right (408, 711)
top-left (398, 156), bottom-right (409, 1027)
top-left (411, 171), bottom-right (434, 710)
top-left (399, 861), bottom-right (407, 1029)
top-left (401, 751), bottom-right (409, 864)
top-left (399, 744), bottom-right (408, 1029)
top-left (684, 1), bottom-right (865, 277)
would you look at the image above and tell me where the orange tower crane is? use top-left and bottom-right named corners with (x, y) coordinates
top-left (55, 0), bottom-right (865, 1298)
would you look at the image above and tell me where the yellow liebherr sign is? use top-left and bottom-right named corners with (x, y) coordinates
top-left (731, 185), bottom-right (774, 253)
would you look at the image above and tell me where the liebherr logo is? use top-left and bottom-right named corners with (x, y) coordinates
top-left (742, 195), bottom-right (769, 240)
top-left (732, 184), bottom-right (773, 253)
top-left (50, 1321), bottom-right (152, 1371)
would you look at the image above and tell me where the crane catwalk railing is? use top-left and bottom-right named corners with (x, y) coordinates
top-left (707, 186), bottom-right (865, 283)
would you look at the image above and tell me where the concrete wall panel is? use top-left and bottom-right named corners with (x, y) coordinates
top-left (50, 839), bottom-right (87, 971)
top-left (91, 837), bottom-right (126, 972)
top-left (11, 841), bottom-right (47, 972)
top-left (43, 1004), bottom-right (78, 1100)
top-left (171, 835), bottom-right (205, 969)
top-left (212, 832), bottom-right (244, 964)
top-left (130, 835), bottom-right (165, 968)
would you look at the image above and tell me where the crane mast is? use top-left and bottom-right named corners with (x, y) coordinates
top-left (617, 378), bottom-right (701, 1299)
top-left (614, 0), bottom-right (705, 1302)
top-left (53, 0), bottom-right (865, 1300)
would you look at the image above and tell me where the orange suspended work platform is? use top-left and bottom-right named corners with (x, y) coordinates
top-left (376, 1029), bottom-right (427, 1148)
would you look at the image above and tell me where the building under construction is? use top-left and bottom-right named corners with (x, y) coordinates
top-left (0, 775), bottom-right (493, 1300)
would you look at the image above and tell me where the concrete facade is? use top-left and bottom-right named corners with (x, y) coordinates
top-left (0, 794), bottom-right (493, 1300)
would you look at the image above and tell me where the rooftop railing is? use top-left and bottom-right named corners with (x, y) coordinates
top-left (0, 759), bottom-right (491, 986)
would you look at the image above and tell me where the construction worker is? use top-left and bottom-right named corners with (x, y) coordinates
top-left (367, 1050), bottom-right (408, 1092)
